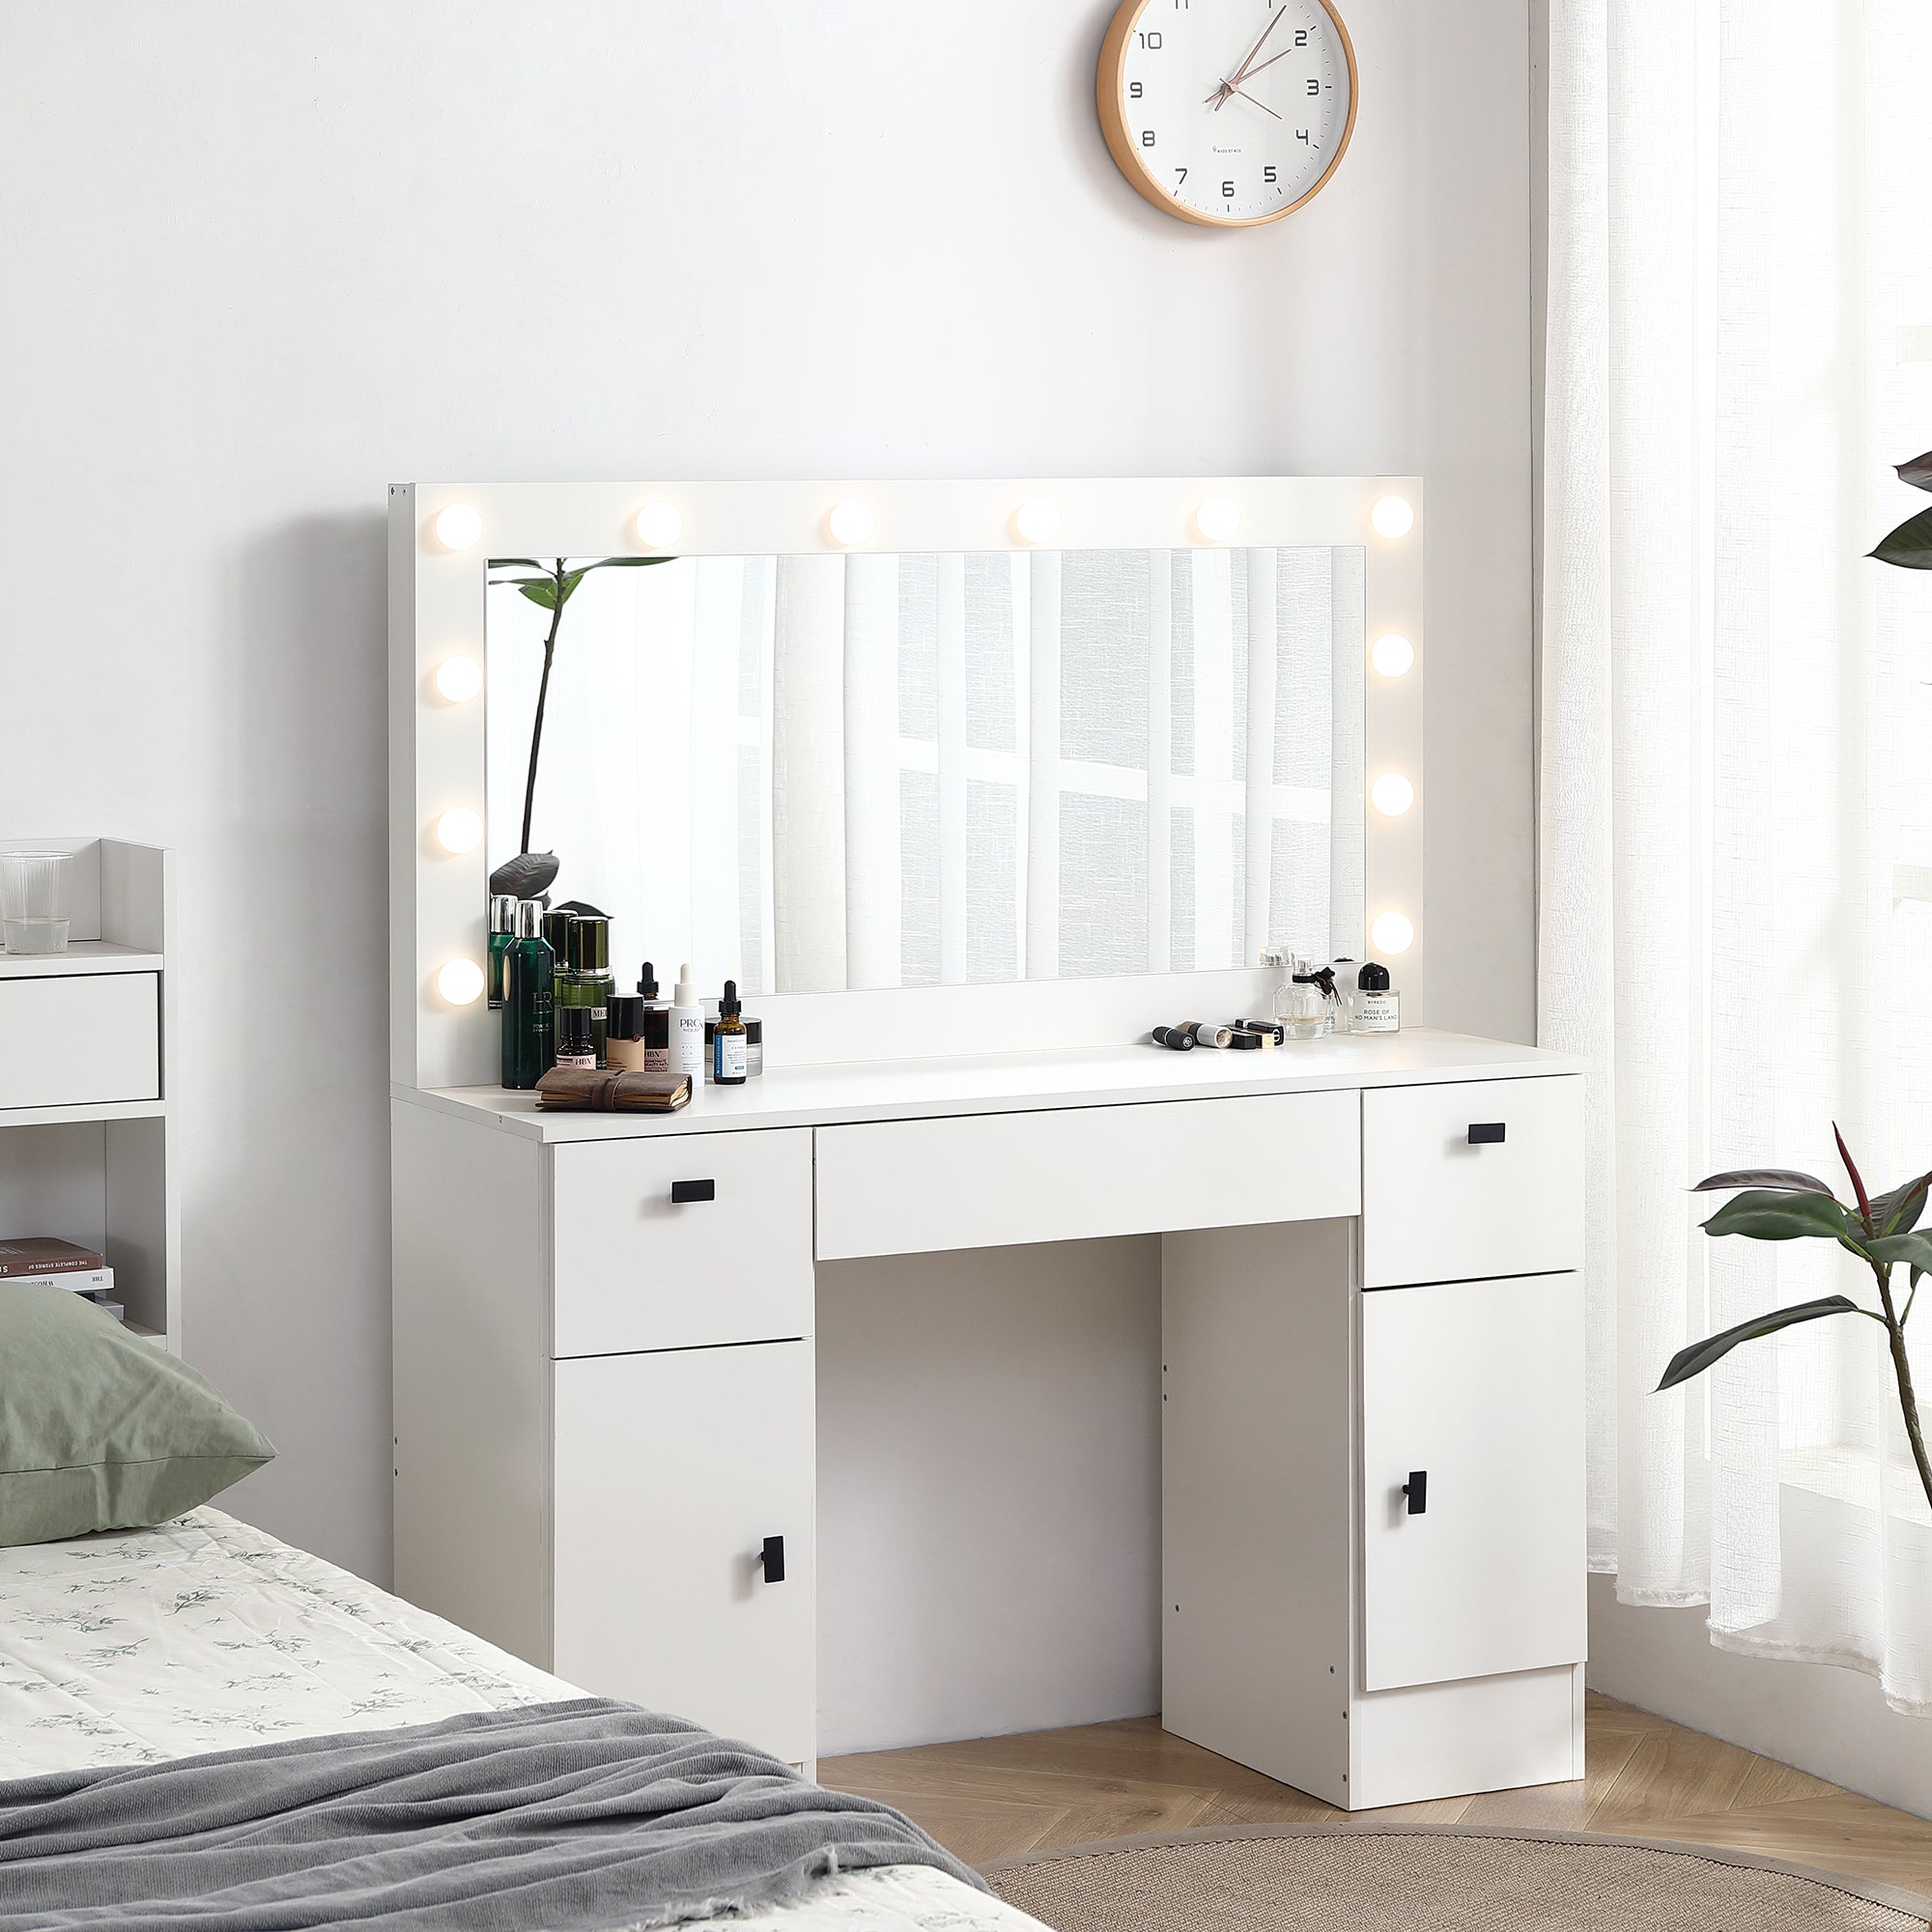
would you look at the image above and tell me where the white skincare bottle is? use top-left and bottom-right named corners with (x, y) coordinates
top-left (670, 963), bottom-right (706, 1079)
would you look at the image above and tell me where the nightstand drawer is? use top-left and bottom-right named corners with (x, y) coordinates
top-left (1360, 1076), bottom-right (1584, 1288)
top-left (0, 973), bottom-right (159, 1112)
top-left (551, 1129), bottom-right (814, 1356)
top-left (814, 1090), bottom-right (1360, 1261)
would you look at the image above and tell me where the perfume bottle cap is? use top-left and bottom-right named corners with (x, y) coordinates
top-left (722, 979), bottom-right (742, 1018)
top-left (1357, 961), bottom-right (1391, 991)
top-left (489, 895), bottom-right (517, 933)
top-left (673, 963), bottom-right (698, 1007)
top-left (515, 899), bottom-right (545, 939)
top-left (542, 909), bottom-right (575, 957)
top-left (568, 915), bottom-right (611, 973)
top-left (638, 961), bottom-right (661, 1000)
top-left (607, 995), bottom-right (645, 1041)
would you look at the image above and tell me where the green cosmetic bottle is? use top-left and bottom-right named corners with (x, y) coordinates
top-left (487, 895), bottom-right (517, 1009)
top-left (560, 915), bottom-right (615, 1067)
top-left (503, 900), bottom-right (555, 1090)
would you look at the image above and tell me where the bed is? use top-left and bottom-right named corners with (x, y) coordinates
top-left (0, 1508), bottom-right (1044, 1931)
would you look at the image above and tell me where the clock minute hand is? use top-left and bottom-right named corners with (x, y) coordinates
top-left (1223, 6), bottom-right (1289, 95)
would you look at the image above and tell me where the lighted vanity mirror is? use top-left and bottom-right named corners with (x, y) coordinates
top-left (483, 547), bottom-right (1365, 996)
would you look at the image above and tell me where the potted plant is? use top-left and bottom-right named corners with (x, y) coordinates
top-left (1661, 1133), bottom-right (1932, 1513)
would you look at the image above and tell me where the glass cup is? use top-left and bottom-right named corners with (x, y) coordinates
top-left (0, 851), bottom-right (73, 953)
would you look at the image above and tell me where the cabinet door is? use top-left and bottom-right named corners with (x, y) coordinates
top-left (1360, 1275), bottom-right (1585, 1691)
top-left (552, 1341), bottom-right (814, 1763)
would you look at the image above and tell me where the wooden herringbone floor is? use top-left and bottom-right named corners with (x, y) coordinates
top-left (821, 1694), bottom-right (1932, 1898)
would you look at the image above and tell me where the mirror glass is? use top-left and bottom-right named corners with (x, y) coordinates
top-left (485, 548), bottom-right (1365, 997)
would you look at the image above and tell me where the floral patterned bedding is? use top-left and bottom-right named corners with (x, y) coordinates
top-left (0, 1508), bottom-right (1038, 1932)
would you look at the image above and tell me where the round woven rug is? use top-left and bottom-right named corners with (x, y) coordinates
top-left (981, 1825), bottom-right (1932, 1931)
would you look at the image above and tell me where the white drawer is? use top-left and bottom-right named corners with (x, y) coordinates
top-left (550, 1129), bottom-right (813, 1356)
top-left (814, 1090), bottom-right (1360, 1261)
top-left (1360, 1076), bottom-right (1583, 1289)
top-left (0, 973), bottom-right (159, 1112)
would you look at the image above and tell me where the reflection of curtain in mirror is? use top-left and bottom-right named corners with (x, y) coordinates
top-left (770, 547), bottom-right (1363, 991)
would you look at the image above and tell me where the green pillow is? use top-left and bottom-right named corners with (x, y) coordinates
top-left (0, 1285), bottom-right (274, 1547)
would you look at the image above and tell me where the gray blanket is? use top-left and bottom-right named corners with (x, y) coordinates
top-left (0, 1697), bottom-right (987, 1930)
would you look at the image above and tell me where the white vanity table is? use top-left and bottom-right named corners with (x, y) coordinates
top-left (388, 477), bottom-right (1586, 1811)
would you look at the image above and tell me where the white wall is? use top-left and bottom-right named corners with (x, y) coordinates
top-left (1589, 1580), bottom-right (1932, 1819)
top-left (0, 2), bottom-right (1532, 1604)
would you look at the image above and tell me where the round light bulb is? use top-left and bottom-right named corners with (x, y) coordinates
top-left (434, 503), bottom-right (482, 552)
top-left (1371, 633), bottom-right (1415, 678)
top-left (1371, 773), bottom-right (1415, 817)
top-left (1371, 911), bottom-right (1416, 955)
top-left (634, 501), bottom-right (683, 549)
top-left (827, 499), bottom-right (875, 547)
top-left (435, 807), bottom-right (484, 854)
top-left (1014, 498), bottom-right (1061, 546)
top-left (437, 958), bottom-right (486, 1007)
top-left (433, 654), bottom-right (484, 703)
top-left (1195, 497), bottom-right (1241, 544)
top-left (1370, 495), bottom-right (1415, 540)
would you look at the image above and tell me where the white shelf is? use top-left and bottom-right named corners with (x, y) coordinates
top-left (0, 1097), bottom-right (167, 1130)
top-left (0, 942), bottom-right (164, 980)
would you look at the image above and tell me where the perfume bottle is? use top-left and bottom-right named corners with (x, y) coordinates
top-left (487, 895), bottom-right (517, 1009)
top-left (713, 980), bottom-right (749, 1086)
top-left (503, 900), bottom-right (555, 1090)
top-left (558, 915), bottom-right (614, 1067)
top-left (1350, 961), bottom-right (1401, 1035)
top-left (1272, 956), bottom-right (1329, 1042)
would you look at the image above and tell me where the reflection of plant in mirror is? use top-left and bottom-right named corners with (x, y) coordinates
top-left (1657, 1128), bottom-right (1932, 1514)
top-left (487, 555), bottom-right (676, 856)
top-left (1871, 449), bottom-right (1932, 566)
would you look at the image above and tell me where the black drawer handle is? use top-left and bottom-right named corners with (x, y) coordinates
top-left (758, 1535), bottom-right (786, 1583)
top-left (669, 1179), bottom-right (716, 1204)
top-left (1467, 1122), bottom-right (1507, 1146)
top-left (1402, 1471), bottom-right (1428, 1515)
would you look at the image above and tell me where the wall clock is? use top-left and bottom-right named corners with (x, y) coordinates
top-left (1096, 0), bottom-right (1358, 228)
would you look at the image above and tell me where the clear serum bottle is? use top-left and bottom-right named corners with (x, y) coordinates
top-left (503, 900), bottom-right (555, 1090)
top-left (713, 980), bottom-right (749, 1086)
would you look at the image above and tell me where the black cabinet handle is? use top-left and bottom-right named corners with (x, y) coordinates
top-left (1402, 1471), bottom-right (1428, 1515)
top-left (669, 1179), bottom-right (716, 1204)
top-left (758, 1535), bottom-right (786, 1583)
top-left (1467, 1122), bottom-right (1506, 1146)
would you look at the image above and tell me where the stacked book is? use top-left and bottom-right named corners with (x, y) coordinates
top-left (0, 1237), bottom-right (122, 1321)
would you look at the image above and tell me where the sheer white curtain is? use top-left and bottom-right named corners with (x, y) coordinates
top-left (1542, 0), bottom-right (1932, 1707)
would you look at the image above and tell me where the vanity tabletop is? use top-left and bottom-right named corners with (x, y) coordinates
top-left (399, 1028), bottom-right (1586, 1143)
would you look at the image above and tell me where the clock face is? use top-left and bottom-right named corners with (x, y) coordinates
top-left (1099, 0), bottom-right (1357, 227)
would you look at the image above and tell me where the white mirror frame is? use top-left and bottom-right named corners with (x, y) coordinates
top-left (388, 477), bottom-right (1423, 1090)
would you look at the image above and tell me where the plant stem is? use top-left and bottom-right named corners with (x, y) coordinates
top-left (1873, 1259), bottom-right (1932, 1514)
top-left (519, 560), bottom-right (567, 855)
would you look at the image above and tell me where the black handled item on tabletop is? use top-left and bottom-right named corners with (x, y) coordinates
top-left (1467, 1122), bottom-right (1507, 1145)
top-left (1402, 1471), bottom-right (1428, 1516)
top-left (669, 1179), bottom-right (716, 1204)
top-left (759, 1535), bottom-right (786, 1583)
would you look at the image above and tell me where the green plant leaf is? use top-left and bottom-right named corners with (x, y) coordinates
top-left (1692, 1169), bottom-right (1835, 1195)
top-left (517, 580), bottom-right (558, 611)
top-left (1870, 1170), bottom-right (1932, 1236)
top-left (1897, 452), bottom-right (1932, 492)
top-left (580, 555), bottom-right (679, 571)
top-left (1700, 1189), bottom-right (1854, 1242)
top-left (1865, 1232), bottom-right (1932, 1272)
top-left (488, 557), bottom-right (546, 571)
top-left (1656, 1296), bottom-right (1866, 1391)
top-left (1871, 506), bottom-right (1932, 568)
